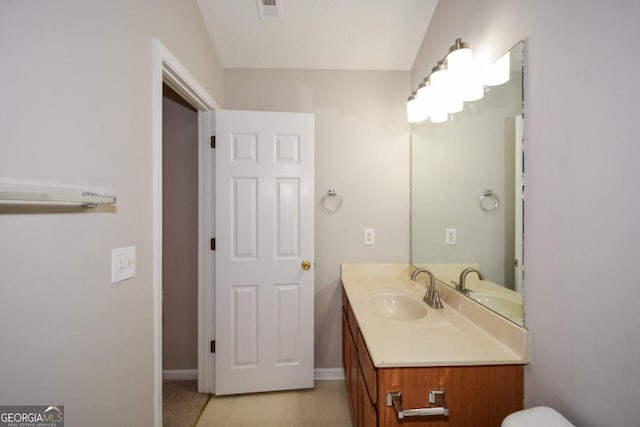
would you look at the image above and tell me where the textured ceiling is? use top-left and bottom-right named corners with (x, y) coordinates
top-left (196, 0), bottom-right (438, 70)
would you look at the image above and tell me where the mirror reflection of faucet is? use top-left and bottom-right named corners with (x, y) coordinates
top-left (410, 268), bottom-right (444, 309)
top-left (458, 268), bottom-right (485, 295)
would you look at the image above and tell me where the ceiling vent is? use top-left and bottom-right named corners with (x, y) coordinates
top-left (257, 0), bottom-right (283, 21)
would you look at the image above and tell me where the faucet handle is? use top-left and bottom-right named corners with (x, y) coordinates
top-left (423, 287), bottom-right (444, 309)
top-left (423, 289), bottom-right (433, 306)
top-left (431, 289), bottom-right (444, 309)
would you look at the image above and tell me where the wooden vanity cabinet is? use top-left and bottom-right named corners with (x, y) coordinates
top-left (343, 291), bottom-right (377, 427)
top-left (342, 288), bottom-right (524, 427)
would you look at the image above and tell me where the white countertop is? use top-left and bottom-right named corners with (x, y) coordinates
top-left (341, 264), bottom-right (528, 368)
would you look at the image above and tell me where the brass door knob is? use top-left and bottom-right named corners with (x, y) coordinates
top-left (301, 260), bottom-right (312, 271)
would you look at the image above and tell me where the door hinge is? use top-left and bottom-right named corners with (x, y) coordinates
top-left (210, 340), bottom-right (215, 353)
top-left (210, 238), bottom-right (215, 251)
top-left (210, 135), bottom-right (215, 149)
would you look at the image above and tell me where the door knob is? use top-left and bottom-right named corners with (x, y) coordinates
top-left (301, 260), bottom-right (312, 271)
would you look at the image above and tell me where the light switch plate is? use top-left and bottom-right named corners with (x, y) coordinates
top-left (112, 246), bottom-right (136, 284)
top-left (364, 228), bottom-right (375, 245)
top-left (445, 228), bottom-right (456, 245)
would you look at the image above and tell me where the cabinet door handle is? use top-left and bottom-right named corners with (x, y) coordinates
top-left (386, 391), bottom-right (449, 419)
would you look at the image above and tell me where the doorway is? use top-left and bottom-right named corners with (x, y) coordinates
top-left (162, 84), bottom-right (198, 381)
top-left (152, 38), bottom-right (219, 427)
top-left (161, 84), bottom-right (211, 425)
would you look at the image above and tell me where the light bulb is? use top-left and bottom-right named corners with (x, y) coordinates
top-left (430, 61), bottom-right (448, 89)
top-left (430, 61), bottom-right (463, 114)
top-left (406, 94), bottom-right (420, 123)
top-left (444, 95), bottom-right (463, 113)
top-left (483, 51), bottom-right (510, 86)
top-left (447, 39), bottom-right (472, 73)
top-left (430, 109), bottom-right (448, 123)
top-left (447, 38), bottom-right (484, 103)
top-left (416, 79), bottom-right (433, 119)
top-left (461, 74), bottom-right (484, 102)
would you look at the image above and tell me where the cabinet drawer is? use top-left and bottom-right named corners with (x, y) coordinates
top-left (357, 329), bottom-right (377, 403)
top-left (359, 366), bottom-right (378, 427)
top-left (378, 365), bottom-right (523, 427)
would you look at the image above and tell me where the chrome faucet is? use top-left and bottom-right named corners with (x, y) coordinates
top-left (458, 268), bottom-right (485, 295)
top-left (410, 268), bottom-right (443, 309)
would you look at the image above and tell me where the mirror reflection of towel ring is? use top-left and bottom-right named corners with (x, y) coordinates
top-left (321, 189), bottom-right (343, 213)
top-left (480, 189), bottom-right (500, 212)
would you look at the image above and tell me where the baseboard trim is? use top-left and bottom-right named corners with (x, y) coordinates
top-left (314, 368), bottom-right (345, 381)
top-left (163, 369), bottom-right (198, 380)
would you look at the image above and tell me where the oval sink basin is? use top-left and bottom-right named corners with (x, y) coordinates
top-left (370, 292), bottom-right (427, 321)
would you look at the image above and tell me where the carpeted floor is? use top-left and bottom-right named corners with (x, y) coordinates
top-left (196, 381), bottom-right (351, 426)
top-left (163, 380), bottom-right (211, 427)
top-left (163, 380), bottom-right (352, 427)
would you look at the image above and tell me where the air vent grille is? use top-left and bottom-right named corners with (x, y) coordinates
top-left (257, 0), bottom-right (283, 21)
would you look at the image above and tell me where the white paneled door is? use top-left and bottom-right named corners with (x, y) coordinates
top-left (214, 110), bottom-right (315, 395)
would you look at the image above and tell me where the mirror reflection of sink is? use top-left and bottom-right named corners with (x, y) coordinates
top-left (468, 290), bottom-right (523, 323)
top-left (369, 292), bottom-right (427, 321)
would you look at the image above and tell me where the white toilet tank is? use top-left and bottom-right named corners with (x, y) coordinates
top-left (502, 406), bottom-right (575, 427)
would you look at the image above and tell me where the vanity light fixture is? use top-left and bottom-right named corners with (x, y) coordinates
top-left (483, 50), bottom-right (511, 86)
top-left (406, 92), bottom-right (422, 124)
top-left (431, 60), bottom-right (464, 114)
top-left (417, 79), bottom-right (438, 122)
top-left (461, 73), bottom-right (485, 102)
top-left (417, 77), bottom-right (447, 123)
top-left (416, 78), bottom-right (430, 102)
top-left (407, 37), bottom-right (511, 124)
top-left (429, 108), bottom-right (449, 124)
top-left (446, 38), bottom-right (472, 73)
top-left (447, 38), bottom-right (484, 103)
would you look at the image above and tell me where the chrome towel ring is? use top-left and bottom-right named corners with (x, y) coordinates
top-left (479, 189), bottom-right (500, 212)
top-left (321, 189), bottom-right (343, 213)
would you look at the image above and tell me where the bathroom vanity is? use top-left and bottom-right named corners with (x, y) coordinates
top-left (342, 264), bottom-right (527, 427)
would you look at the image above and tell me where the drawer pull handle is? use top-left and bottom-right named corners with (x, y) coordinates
top-left (386, 390), bottom-right (449, 420)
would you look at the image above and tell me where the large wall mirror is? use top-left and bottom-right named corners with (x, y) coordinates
top-left (411, 41), bottom-right (525, 326)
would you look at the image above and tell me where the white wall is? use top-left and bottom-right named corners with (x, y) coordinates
top-left (0, 1), bottom-right (222, 425)
top-left (412, 1), bottom-right (640, 425)
top-left (223, 69), bottom-right (411, 369)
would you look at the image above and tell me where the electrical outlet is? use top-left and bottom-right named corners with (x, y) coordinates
top-left (364, 228), bottom-right (375, 245)
top-left (445, 228), bottom-right (456, 245)
top-left (111, 246), bottom-right (136, 283)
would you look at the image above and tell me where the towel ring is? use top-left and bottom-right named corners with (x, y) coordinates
top-left (479, 189), bottom-right (500, 212)
top-left (321, 189), bottom-right (343, 213)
